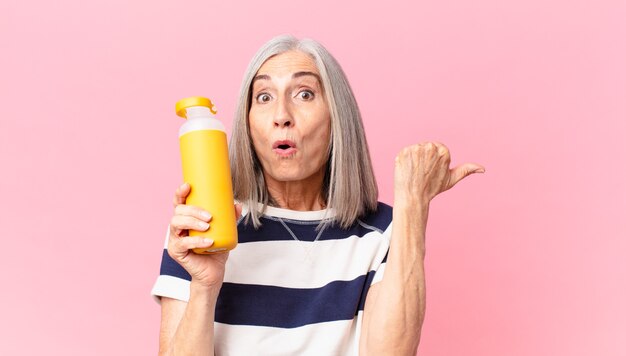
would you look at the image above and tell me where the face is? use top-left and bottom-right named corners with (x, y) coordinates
top-left (249, 50), bottom-right (331, 185)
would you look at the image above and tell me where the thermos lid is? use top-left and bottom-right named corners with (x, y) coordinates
top-left (175, 96), bottom-right (217, 118)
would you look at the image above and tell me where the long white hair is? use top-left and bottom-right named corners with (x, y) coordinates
top-left (230, 35), bottom-right (378, 229)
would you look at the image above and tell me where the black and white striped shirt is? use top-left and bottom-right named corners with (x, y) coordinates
top-left (152, 202), bottom-right (392, 355)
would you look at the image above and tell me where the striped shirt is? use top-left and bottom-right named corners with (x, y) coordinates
top-left (152, 202), bottom-right (392, 355)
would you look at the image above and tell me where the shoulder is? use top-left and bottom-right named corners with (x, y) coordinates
top-left (357, 202), bottom-right (393, 233)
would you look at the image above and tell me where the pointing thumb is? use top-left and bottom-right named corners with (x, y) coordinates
top-left (448, 163), bottom-right (485, 189)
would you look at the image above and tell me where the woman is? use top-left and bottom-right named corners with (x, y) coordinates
top-left (152, 35), bottom-right (484, 355)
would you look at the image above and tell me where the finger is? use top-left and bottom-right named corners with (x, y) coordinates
top-left (434, 143), bottom-right (450, 158)
top-left (431, 142), bottom-right (447, 152)
top-left (432, 143), bottom-right (451, 168)
top-left (169, 223), bottom-right (188, 238)
top-left (170, 215), bottom-right (210, 233)
top-left (235, 203), bottom-right (243, 221)
top-left (169, 237), bottom-right (214, 256)
top-left (447, 163), bottom-right (486, 189)
top-left (177, 236), bottom-right (214, 251)
top-left (174, 204), bottom-right (212, 222)
top-left (172, 183), bottom-right (191, 207)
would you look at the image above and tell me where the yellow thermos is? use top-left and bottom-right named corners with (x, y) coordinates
top-left (175, 96), bottom-right (237, 253)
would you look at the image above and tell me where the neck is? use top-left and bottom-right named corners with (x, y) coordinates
top-left (264, 168), bottom-right (327, 211)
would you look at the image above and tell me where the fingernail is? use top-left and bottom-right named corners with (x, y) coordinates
top-left (476, 168), bottom-right (486, 173)
top-left (198, 221), bottom-right (210, 230)
top-left (200, 211), bottom-right (212, 220)
top-left (203, 238), bottom-right (214, 245)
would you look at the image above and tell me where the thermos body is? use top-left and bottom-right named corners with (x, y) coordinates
top-left (176, 97), bottom-right (238, 253)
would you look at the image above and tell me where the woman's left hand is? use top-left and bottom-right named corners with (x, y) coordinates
top-left (360, 142), bottom-right (483, 354)
top-left (394, 142), bottom-right (485, 206)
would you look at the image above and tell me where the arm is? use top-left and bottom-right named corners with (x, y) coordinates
top-left (360, 142), bottom-right (484, 355)
top-left (359, 201), bottom-right (428, 355)
top-left (159, 284), bottom-right (221, 356)
top-left (158, 183), bottom-right (239, 356)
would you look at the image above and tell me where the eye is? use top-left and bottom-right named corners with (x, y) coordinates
top-left (297, 90), bottom-right (314, 101)
top-left (255, 93), bottom-right (272, 103)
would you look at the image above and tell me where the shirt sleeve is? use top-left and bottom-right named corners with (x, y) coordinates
top-left (150, 225), bottom-right (192, 304)
top-left (370, 221), bottom-right (392, 286)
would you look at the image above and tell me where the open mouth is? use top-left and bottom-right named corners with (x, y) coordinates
top-left (273, 140), bottom-right (297, 156)
top-left (273, 140), bottom-right (297, 150)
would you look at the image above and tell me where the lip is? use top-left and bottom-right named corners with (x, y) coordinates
top-left (272, 140), bottom-right (297, 149)
top-left (272, 140), bottom-right (297, 157)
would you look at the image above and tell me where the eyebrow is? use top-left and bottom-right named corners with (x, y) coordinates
top-left (292, 71), bottom-right (321, 83)
top-left (252, 71), bottom-right (322, 84)
top-left (252, 74), bottom-right (271, 83)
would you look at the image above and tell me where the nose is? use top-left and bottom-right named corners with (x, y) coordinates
top-left (273, 97), bottom-right (293, 128)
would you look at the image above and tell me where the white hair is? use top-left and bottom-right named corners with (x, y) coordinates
top-left (230, 35), bottom-right (378, 229)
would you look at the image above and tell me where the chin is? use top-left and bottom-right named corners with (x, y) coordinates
top-left (270, 162), bottom-right (303, 179)
top-left (269, 172), bottom-right (306, 182)
top-left (263, 160), bottom-right (325, 184)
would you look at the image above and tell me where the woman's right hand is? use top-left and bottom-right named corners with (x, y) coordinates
top-left (167, 182), bottom-right (242, 288)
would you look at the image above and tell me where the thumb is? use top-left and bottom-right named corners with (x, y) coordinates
top-left (447, 163), bottom-right (485, 190)
top-left (173, 182), bottom-right (191, 206)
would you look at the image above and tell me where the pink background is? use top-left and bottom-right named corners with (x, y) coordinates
top-left (1, 0), bottom-right (625, 355)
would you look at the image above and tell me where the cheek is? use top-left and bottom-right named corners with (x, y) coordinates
top-left (317, 108), bottom-right (331, 143)
top-left (304, 108), bottom-right (331, 140)
top-left (248, 121), bottom-right (266, 156)
top-left (249, 115), bottom-right (266, 139)
top-left (310, 124), bottom-right (331, 160)
top-left (316, 116), bottom-right (331, 143)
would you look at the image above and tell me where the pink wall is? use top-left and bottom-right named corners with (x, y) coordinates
top-left (1, 0), bottom-right (624, 355)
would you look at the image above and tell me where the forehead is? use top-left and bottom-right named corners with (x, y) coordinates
top-left (256, 50), bottom-right (320, 77)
